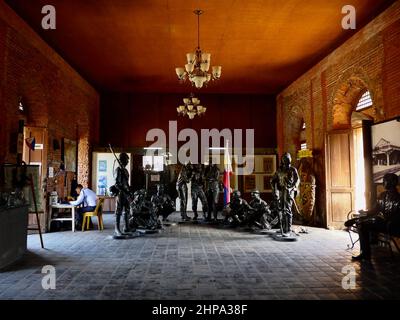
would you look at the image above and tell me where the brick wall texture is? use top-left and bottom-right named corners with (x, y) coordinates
top-left (277, 1), bottom-right (400, 227)
top-left (0, 2), bottom-right (100, 192)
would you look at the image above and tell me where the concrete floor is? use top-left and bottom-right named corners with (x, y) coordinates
top-left (1, 212), bottom-right (400, 300)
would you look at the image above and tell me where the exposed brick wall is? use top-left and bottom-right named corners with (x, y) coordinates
top-left (277, 1), bottom-right (400, 227)
top-left (0, 2), bottom-right (99, 195)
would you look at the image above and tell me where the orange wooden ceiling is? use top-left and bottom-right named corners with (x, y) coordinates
top-left (5, 0), bottom-right (395, 94)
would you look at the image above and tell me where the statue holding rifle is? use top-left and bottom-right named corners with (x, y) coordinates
top-left (108, 145), bottom-right (138, 239)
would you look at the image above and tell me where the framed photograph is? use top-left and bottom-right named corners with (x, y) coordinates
top-left (97, 176), bottom-right (107, 195)
top-left (98, 160), bottom-right (107, 172)
top-left (263, 156), bottom-right (276, 174)
top-left (244, 175), bottom-right (256, 192)
top-left (371, 119), bottom-right (400, 183)
top-left (62, 138), bottom-right (77, 172)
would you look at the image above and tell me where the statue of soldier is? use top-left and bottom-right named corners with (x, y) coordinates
top-left (151, 184), bottom-right (175, 222)
top-left (130, 189), bottom-right (160, 231)
top-left (224, 190), bottom-right (253, 227)
top-left (246, 190), bottom-right (272, 230)
top-left (111, 152), bottom-right (135, 238)
top-left (191, 164), bottom-right (208, 220)
top-left (271, 153), bottom-right (300, 237)
top-left (176, 163), bottom-right (192, 221)
top-left (205, 163), bottom-right (221, 221)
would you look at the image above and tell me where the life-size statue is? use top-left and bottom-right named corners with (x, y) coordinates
top-left (191, 164), bottom-right (208, 220)
top-left (345, 173), bottom-right (400, 260)
top-left (205, 163), bottom-right (221, 221)
top-left (224, 190), bottom-right (253, 227)
top-left (110, 152), bottom-right (135, 238)
top-left (271, 153), bottom-right (300, 237)
top-left (129, 189), bottom-right (160, 231)
top-left (176, 163), bottom-right (192, 221)
top-left (245, 190), bottom-right (272, 230)
top-left (151, 184), bottom-right (176, 222)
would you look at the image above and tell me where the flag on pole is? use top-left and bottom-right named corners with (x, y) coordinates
top-left (25, 137), bottom-right (35, 151)
top-left (223, 140), bottom-right (232, 206)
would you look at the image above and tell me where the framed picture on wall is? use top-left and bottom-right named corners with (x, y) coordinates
top-left (97, 176), bottom-right (107, 195)
top-left (98, 160), bottom-right (107, 172)
top-left (244, 175), bottom-right (256, 192)
top-left (62, 138), bottom-right (77, 172)
top-left (371, 118), bottom-right (400, 183)
top-left (262, 155), bottom-right (277, 174)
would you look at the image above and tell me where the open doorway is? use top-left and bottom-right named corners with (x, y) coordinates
top-left (326, 89), bottom-right (374, 229)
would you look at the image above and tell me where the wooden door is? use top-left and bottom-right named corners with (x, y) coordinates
top-left (23, 127), bottom-right (47, 231)
top-left (325, 130), bottom-right (355, 230)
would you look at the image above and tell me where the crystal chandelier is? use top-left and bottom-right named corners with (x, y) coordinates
top-left (176, 94), bottom-right (206, 119)
top-left (175, 10), bottom-right (222, 89)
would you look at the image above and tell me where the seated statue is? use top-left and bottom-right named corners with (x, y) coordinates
top-left (345, 173), bottom-right (400, 261)
top-left (224, 190), bottom-right (253, 227)
top-left (151, 184), bottom-right (175, 221)
top-left (129, 189), bottom-right (160, 230)
top-left (244, 190), bottom-right (273, 230)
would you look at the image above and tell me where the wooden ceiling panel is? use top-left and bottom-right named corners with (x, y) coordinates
top-left (5, 0), bottom-right (395, 93)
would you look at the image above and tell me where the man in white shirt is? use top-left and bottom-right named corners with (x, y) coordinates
top-left (69, 184), bottom-right (97, 228)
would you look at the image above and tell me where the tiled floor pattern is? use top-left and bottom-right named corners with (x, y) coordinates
top-left (1, 213), bottom-right (400, 300)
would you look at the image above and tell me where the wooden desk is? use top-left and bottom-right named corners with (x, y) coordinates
top-left (48, 204), bottom-right (77, 232)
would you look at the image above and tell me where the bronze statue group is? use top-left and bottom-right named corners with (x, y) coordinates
top-left (110, 152), bottom-right (302, 240)
top-left (108, 150), bottom-right (400, 258)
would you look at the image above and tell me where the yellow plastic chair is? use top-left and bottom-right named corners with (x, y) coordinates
top-left (82, 198), bottom-right (105, 231)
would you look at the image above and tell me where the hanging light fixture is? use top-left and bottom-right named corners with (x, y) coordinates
top-left (175, 10), bottom-right (222, 89)
top-left (176, 94), bottom-right (206, 119)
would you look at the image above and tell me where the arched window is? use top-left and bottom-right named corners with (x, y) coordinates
top-left (300, 119), bottom-right (307, 150)
top-left (356, 90), bottom-right (373, 111)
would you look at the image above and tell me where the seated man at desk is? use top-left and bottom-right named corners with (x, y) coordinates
top-left (69, 184), bottom-right (97, 229)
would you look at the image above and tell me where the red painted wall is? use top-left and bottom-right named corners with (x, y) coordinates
top-left (100, 93), bottom-right (276, 149)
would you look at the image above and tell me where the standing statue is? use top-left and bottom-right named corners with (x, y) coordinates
top-left (224, 190), bottom-right (253, 227)
top-left (110, 152), bottom-right (135, 238)
top-left (176, 163), bottom-right (192, 221)
top-left (205, 163), bottom-right (221, 221)
top-left (271, 153), bottom-right (300, 237)
top-left (191, 164), bottom-right (208, 220)
top-left (246, 190), bottom-right (272, 230)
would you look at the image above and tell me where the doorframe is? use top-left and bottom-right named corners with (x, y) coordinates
top-left (325, 129), bottom-right (355, 229)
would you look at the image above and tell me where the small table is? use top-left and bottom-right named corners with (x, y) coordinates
top-left (98, 196), bottom-right (116, 212)
top-left (48, 203), bottom-right (77, 232)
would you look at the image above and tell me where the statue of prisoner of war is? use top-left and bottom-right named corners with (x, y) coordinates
top-left (110, 152), bottom-right (136, 238)
top-left (191, 164), bottom-right (209, 220)
top-left (224, 190), bottom-right (253, 227)
top-left (205, 163), bottom-right (221, 221)
top-left (271, 152), bottom-right (300, 237)
top-left (176, 163), bottom-right (192, 221)
top-left (246, 190), bottom-right (273, 230)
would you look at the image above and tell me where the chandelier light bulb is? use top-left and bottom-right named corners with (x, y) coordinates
top-left (186, 53), bottom-right (196, 64)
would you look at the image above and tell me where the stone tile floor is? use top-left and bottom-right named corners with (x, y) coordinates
top-left (1, 212), bottom-right (400, 300)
